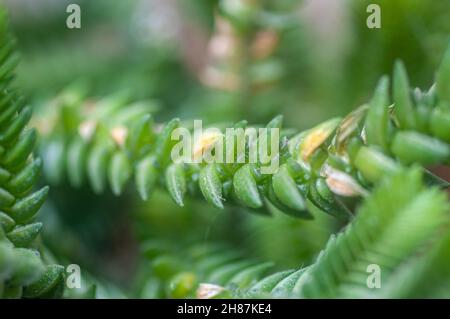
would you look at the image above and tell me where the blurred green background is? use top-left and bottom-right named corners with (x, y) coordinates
top-left (3, 0), bottom-right (450, 296)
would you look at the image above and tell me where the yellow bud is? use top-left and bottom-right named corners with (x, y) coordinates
top-left (300, 118), bottom-right (340, 161)
top-left (110, 126), bottom-right (128, 147)
top-left (192, 131), bottom-right (223, 161)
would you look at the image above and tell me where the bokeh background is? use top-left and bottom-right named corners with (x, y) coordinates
top-left (2, 0), bottom-right (450, 297)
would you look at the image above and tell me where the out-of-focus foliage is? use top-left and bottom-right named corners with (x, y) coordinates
top-left (132, 168), bottom-right (448, 299)
top-left (0, 7), bottom-right (65, 298)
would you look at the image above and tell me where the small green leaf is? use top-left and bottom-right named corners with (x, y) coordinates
top-left (271, 268), bottom-right (308, 297)
top-left (23, 264), bottom-right (65, 298)
top-left (0, 97), bottom-right (21, 127)
top-left (391, 131), bottom-right (450, 165)
top-left (0, 166), bottom-right (11, 184)
top-left (266, 115), bottom-right (283, 129)
top-left (2, 129), bottom-right (36, 169)
top-left (308, 178), bottom-right (348, 220)
top-left (135, 155), bottom-right (158, 200)
top-left (87, 143), bottom-right (112, 194)
top-left (354, 146), bottom-right (399, 183)
top-left (233, 164), bottom-right (263, 209)
top-left (7, 222), bottom-right (43, 247)
top-left (429, 103), bottom-right (450, 143)
top-left (0, 52), bottom-right (19, 81)
top-left (7, 158), bottom-right (42, 195)
top-left (9, 186), bottom-right (49, 224)
top-left (315, 177), bottom-right (334, 202)
top-left (246, 270), bottom-right (295, 297)
top-left (0, 211), bottom-right (15, 232)
top-left (154, 118), bottom-right (179, 163)
top-left (0, 187), bottom-right (15, 208)
top-left (393, 61), bottom-right (417, 129)
top-left (272, 164), bottom-right (306, 211)
top-left (42, 137), bottom-right (65, 184)
top-left (0, 105), bottom-right (31, 144)
top-left (262, 183), bottom-right (301, 218)
top-left (199, 164), bottom-right (224, 209)
top-left (436, 41), bottom-right (450, 101)
top-left (108, 151), bottom-right (131, 195)
top-left (365, 76), bottom-right (390, 151)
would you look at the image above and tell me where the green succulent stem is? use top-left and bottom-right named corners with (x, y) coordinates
top-left (36, 44), bottom-right (450, 220)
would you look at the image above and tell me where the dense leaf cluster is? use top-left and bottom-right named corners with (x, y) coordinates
top-left (1, 4), bottom-right (449, 299)
top-left (0, 9), bottom-right (64, 298)
top-left (133, 168), bottom-right (450, 298)
top-left (37, 45), bottom-right (450, 221)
